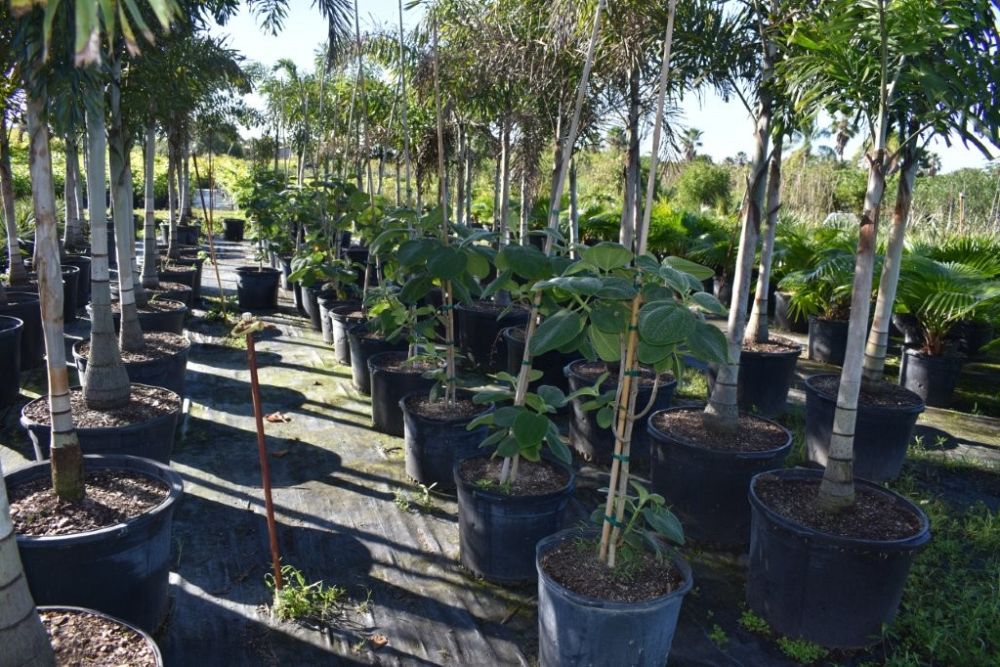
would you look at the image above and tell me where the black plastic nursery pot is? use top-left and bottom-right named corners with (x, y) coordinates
top-left (899, 347), bottom-right (964, 408)
top-left (401, 393), bottom-right (492, 491)
top-left (292, 281), bottom-right (304, 313)
top-left (39, 606), bottom-right (164, 666)
top-left (0, 291), bottom-right (43, 370)
top-left (347, 323), bottom-right (407, 395)
top-left (20, 384), bottom-right (182, 464)
top-left (706, 340), bottom-right (802, 418)
top-left (455, 455), bottom-right (576, 583)
top-left (235, 266), bottom-right (280, 311)
top-left (0, 315), bottom-right (23, 407)
top-left (503, 326), bottom-right (578, 394)
top-left (565, 359), bottom-right (677, 467)
top-left (62, 254), bottom-right (92, 306)
top-left (151, 282), bottom-right (194, 308)
top-left (303, 284), bottom-right (326, 331)
top-left (331, 305), bottom-right (365, 365)
top-left (647, 407), bottom-right (792, 546)
top-left (8, 454), bottom-right (184, 633)
top-left (368, 351), bottom-right (438, 437)
top-left (536, 528), bottom-right (693, 667)
top-left (87, 299), bottom-right (188, 335)
top-left (804, 374), bottom-right (924, 482)
top-left (774, 291), bottom-right (808, 333)
top-left (158, 265), bottom-right (197, 293)
top-left (171, 256), bottom-right (204, 302)
top-left (746, 468), bottom-right (931, 649)
top-left (73, 336), bottom-right (191, 398)
top-left (223, 217), bottom-right (245, 242)
top-left (175, 223), bottom-right (200, 246)
top-left (808, 317), bottom-right (849, 365)
top-left (317, 294), bottom-right (343, 345)
top-left (60, 264), bottom-right (81, 323)
top-left (456, 301), bottom-right (530, 373)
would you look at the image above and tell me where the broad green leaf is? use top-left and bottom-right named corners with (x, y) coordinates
top-left (481, 269), bottom-right (514, 298)
top-left (512, 411), bottom-right (549, 448)
top-left (591, 303), bottom-right (629, 333)
top-left (663, 255), bottom-right (714, 282)
top-left (466, 249), bottom-right (490, 278)
top-left (643, 506), bottom-right (685, 545)
top-left (597, 277), bottom-right (638, 300)
top-left (530, 310), bottom-right (585, 356)
top-left (466, 413), bottom-right (495, 430)
top-left (537, 385), bottom-right (567, 409)
top-left (638, 301), bottom-right (696, 346)
top-left (397, 239), bottom-right (435, 267)
top-left (524, 393), bottom-right (546, 414)
top-left (545, 421), bottom-right (571, 465)
top-left (582, 243), bottom-right (633, 271)
top-left (427, 247), bottom-right (467, 280)
top-left (638, 340), bottom-right (672, 365)
top-left (596, 405), bottom-right (614, 429)
top-left (472, 390), bottom-right (514, 405)
top-left (495, 434), bottom-right (521, 458)
top-left (687, 322), bottom-right (731, 364)
top-left (690, 291), bottom-right (727, 315)
top-left (589, 326), bottom-right (621, 362)
top-left (492, 406), bottom-right (521, 426)
top-left (399, 275), bottom-right (433, 303)
top-left (477, 429), bottom-right (507, 449)
top-left (497, 245), bottom-right (550, 280)
top-left (532, 276), bottom-right (603, 296)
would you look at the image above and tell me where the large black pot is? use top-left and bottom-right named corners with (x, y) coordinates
top-left (536, 528), bottom-right (693, 667)
top-left (87, 299), bottom-right (188, 335)
top-left (317, 294), bottom-right (342, 345)
top-left (39, 606), bottom-right (164, 666)
top-left (73, 336), bottom-right (191, 398)
top-left (807, 317), bottom-right (849, 365)
top-left (235, 266), bottom-right (280, 311)
top-left (899, 348), bottom-right (964, 408)
top-left (565, 359), bottom-right (676, 467)
top-left (0, 291), bottom-right (43, 370)
top-left (8, 454), bottom-right (184, 632)
top-left (60, 264), bottom-right (81, 323)
top-left (223, 217), bottom-right (245, 242)
top-left (455, 455), bottom-right (575, 583)
top-left (503, 326), bottom-right (578, 394)
top-left (0, 315), bottom-right (23, 407)
top-left (20, 384), bottom-right (182, 464)
top-left (158, 265), bottom-right (197, 292)
top-left (804, 374), bottom-right (924, 482)
top-left (62, 254), bottom-right (92, 306)
top-left (279, 256), bottom-right (292, 291)
top-left (746, 468), bottom-right (931, 648)
top-left (331, 305), bottom-right (365, 365)
top-left (647, 407), bottom-right (792, 546)
top-left (346, 324), bottom-right (407, 395)
top-left (456, 302), bottom-right (531, 373)
top-left (401, 393), bottom-right (492, 491)
top-left (175, 223), bottom-right (200, 246)
top-left (292, 281), bottom-right (304, 314)
top-left (302, 284), bottom-right (326, 331)
top-left (171, 256), bottom-right (203, 302)
top-left (368, 351), bottom-right (438, 437)
top-left (706, 341), bottom-right (801, 418)
top-left (774, 291), bottom-right (808, 333)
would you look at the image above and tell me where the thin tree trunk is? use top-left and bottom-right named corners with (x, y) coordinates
top-left (465, 145), bottom-right (473, 224)
top-left (619, 66), bottom-right (640, 250)
top-left (745, 131), bottom-right (784, 343)
top-left (109, 58), bottom-right (144, 353)
top-left (704, 25), bottom-right (775, 434)
top-left (181, 146), bottom-right (191, 222)
top-left (1, 117), bottom-right (28, 285)
top-left (63, 135), bottom-right (83, 251)
top-left (455, 124), bottom-right (466, 225)
top-left (863, 146), bottom-right (918, 382)
top-left (377, 148), bottom-right (385, 195)
top-left (398, 0), bottom-right (412, 206)
top-left (499, 119), bottom-right (512, 246)
top-left (518, 168), bottom-right (528, 244)
top-left (142, 123), bottom-right (159, 289)
top-left (569, 158), bottom-right (579, 257)
top-left (26, 91), bottom-right (84, 501)
top-left (83, 96), bottom-right (130, 410)
top-left (492, 149), bottom-right (502, 232)
top-left (0, 456), bottom-right (56, 667)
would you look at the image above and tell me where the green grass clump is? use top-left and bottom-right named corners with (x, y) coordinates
top-left (777, 637), bottom-right (828, 664)
top-left (266, 564), bottom-right (346, 624)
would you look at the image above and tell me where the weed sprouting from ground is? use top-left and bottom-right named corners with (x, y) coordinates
top-left (266, 564), bottom-right (346, 625)
top-left (777, 637), bottom-right (828, 664)
top-left (738, 609), bottom-right (771, 635)
top-left (393, 482), bottom-right (437, 513)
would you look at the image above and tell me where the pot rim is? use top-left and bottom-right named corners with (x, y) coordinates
top-left (7, 454), bottom-right (183, 545)
top-left (804, 374), bottom-right (925, 416)
top-left (367, 349), bottom-right (435, 373)
top-left (20, 383), bottom-right (182, 435)
top-left (330, 304), bottom-right (366, 319)
top-left (454, 300), bottom-right (530, 317)
top-left (0, 291), bottom-right (40, 304)
top-left (564, 358), bottom-right (678, 389)
top-left (37, 605), bottom-right (164, 666)
top-left (808, 315), bottom-right (850, 325)
top-left (535, 527), bottom-right (694, 610)
top-left (453, 452), bottom-right (576, 502)
top-left (71, 335), bottom-right (191, 363)
top-left (902, 346), bottom-right (966, 363)
top-left (646, 406), bottom-right (793, 459)
top-left (0, 314), bottom-right (25, 333)
top-left (739, 338), bottom-right (803, 358)
top-left (748, 467), bottom-right (931, 550)
top-left (234, 265), bottom-right (281, 276)
top-left (399, 390), bottom-right (493, 424)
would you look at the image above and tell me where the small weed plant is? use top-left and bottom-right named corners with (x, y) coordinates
top-left (266, 564), bottom-right (346, 624)
top-left (777, 637), bottom-right (828, 664)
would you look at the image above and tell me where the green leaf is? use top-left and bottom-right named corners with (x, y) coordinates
top-left (530, 310), bottom-right (585, 356)
top-left (524, 393), bottom-right (547, 414)
top-left (532, 276), bottom-right (603, 296)
top-left (545, 420), bottom-right (571, 465)
top-left (663, 256), bottom-right (714, 281)
top-left (492, 406), bottom-right (521, 426)
top-left (582, 243), bottom-right (633, 271)
top-left (399, 275), bottom-right (433, 304)
top-left (497, 245), bottom-right (550, 280)
top-left (466, 249), bottom-right (490, 279)
top-left (591, 303), bottom-right (629, 333)
top-left (638, 301), bottom-right (696, 346)
top-left (687, 322), bottom-right (731, 365)
top-left (596, 405), bottom-right (614, 429)
top-left (397, 239), bottom-right (435, 267)
top-left (643, 506), bottom-right (685, 545)
top-left (466, 413), bottom-right (495, 430)
top-left (589, 326), bottom-right (621, 362)
top-left (512, 411), bottom-right (549, 448)
top-left (597, 277), bottom-right (638, 300)
top-left (477, 429), bottom-right (507, 449)
top-left (427, 247), bottom-right (467, 280)
top-left (482, 269), bottom-right (514, 298)
top-left (690, 291), bottom-right (728, 315)
top-left (495, 434), bottom-right (521, 458)
top-left (537, 385), bottom-right (567, 409)
top-left (638, 340), bottom-right (672, 366)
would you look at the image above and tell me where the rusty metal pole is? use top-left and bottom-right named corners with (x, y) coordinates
top-left (247, 332), bottom-right (283, 590)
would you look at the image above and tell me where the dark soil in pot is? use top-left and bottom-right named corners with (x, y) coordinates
top-left (347, 324), bottom-right (407, 395)
top-left (746, 468), bottom-right (930, 649)
top-left (565, 360), bottom-right (676, 468)
top-left (808, 317), bottom-right (849, 365)
top-left (805, 374), bottom-right (925, 482)
top-left (62, 254), bottom-right (92, 305)
top-left (20, 384), bottom-right (182, 464)
top-left (40, 607), bottom-right (162, 666)
top-left (455, 455), bottom-right (575, 583)
top-left (774, 291), bottom-right (808, 333)
top-left (158, 264), bottom-right (197, 292)
top-left (87, 298), bottom-right (188, 334)
top-left (706, 337), bottom-right (802, 418)
top-left (899, 347), bottom-right (964, 408)
top-left (536, 528), bottom-right (693, 667)
top-left (456, 301), bottom-right (530, 373)
top-left (503, 326), bottom-right (579, 395)
top-left (74, 332), bottom-right (191, 397)
top-left (368, 352), bottom-right (439, 437)
top-left (401, 393), bottom-right (491, 491)
top-left (223, 217), bottom-right (245, 242)
top-left (0, 291), bottom-right (44, 369)
top-left (235, 266), bottom-right (280, 311)
top-left (0, 315), bottom-right (23, 407)
top-left (6, 454), bottom-right (184, 632)
top-left (149, 281), bottom-right (193, 307)
top-left (331, 305), bottom-right (365, 365)
top-left (647, 407), bottom-right (792, 546)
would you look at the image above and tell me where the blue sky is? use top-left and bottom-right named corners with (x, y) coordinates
top-left (210, 1), bottom-right (996, 173)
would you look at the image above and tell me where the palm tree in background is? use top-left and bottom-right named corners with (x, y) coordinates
top-left (680, 126), bottom-right (703, 161)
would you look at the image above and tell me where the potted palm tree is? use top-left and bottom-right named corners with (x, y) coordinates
top-left (234, 169), bottom-right (287, 310)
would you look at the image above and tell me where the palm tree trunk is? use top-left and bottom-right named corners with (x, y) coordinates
top-left (142, 123), bottom-right (159, 289)
top-left (181, 145), bottom-right (191, 222)
top-left (745, 131), bottom-right (784, 343)
top-left (109, 58), bottom-right (144, 353)
top-left (0, 458), bottom-right (55, 667)
top-left (82, 96), bottom-right (130, 410)
top-left (518, 168), bottom-right (528, 244)
top-left (1, 117), bottom-right (28, 286)
top-left (398, 0), bottom-right (412, 206)
top-left (619, 66), bottom-right (640, 250)
top-left (863, 146), bottom-right (918, 382)
top-left (167, 129), bottom-right (180, 260)
top-left (465, 145), bottom-right (473, 224)
top-left (63, 135), bottom-right (83, 251)
top-left (26, 91), bottom-right (84, 501)
top-left (569, 158), bottom-right (579, 258)
top-left (499, 118), bottom-right (512, 246)
top-left (704, 29), bottom-right (775, 434)
top-left (455, 125), bottom-right (466, 225)
top-left (492, 149), bottom-right (501, 232)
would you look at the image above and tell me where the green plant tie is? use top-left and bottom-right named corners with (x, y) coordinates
top-left (521, 360), bottom-right (532, 366)
top-left (439, 304), bottom-right (456, 311)
top-left (628, 325), bottom-right (638, 331)
top-left (612, 453), bottom-right (630, 462)
top-left (625, 370), bottom-right (643, 377)
top-left (603, 514), bottom-right (624, 528)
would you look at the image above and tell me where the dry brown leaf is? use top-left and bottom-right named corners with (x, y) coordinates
top-left (265, 412), bottom-right (291, 423)
top-left (369, 633), bottom-right (389, 649)
top-left (271, 449), bottom-right (289, 458)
